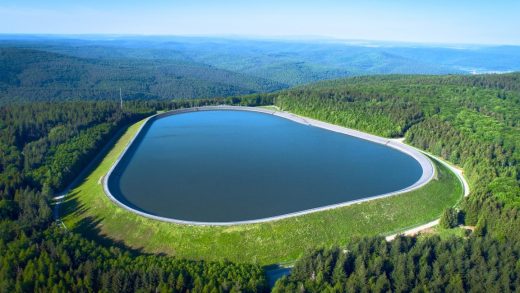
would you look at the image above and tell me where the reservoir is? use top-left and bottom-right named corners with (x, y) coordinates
top-left (107, 109), bottom-right (425, 223)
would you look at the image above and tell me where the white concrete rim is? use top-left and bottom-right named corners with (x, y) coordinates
top-left (103, 105), bottom-right (435, 226)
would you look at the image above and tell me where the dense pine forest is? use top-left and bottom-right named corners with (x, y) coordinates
top-left (0, 97), bottom-right (273, 292)
top-left (271, 73), bottom-right (520, 291)
top-left (1, 71), bottom-right (520, 291)
top-left (3, 36), bottom-right (520, 104)
top-left (0, 47), bottom-right (285, 104)
top-left (273, 236), bottom-right (520, 292)
top-left (4, 36), bottom-right (520, 83)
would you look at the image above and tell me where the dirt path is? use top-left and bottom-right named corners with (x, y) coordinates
top-left (385, 138), bottom-right (470, 241)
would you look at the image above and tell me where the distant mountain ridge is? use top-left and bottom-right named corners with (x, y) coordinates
top-left (0, 46), bottom-right (286, 103)
top-left (1, 36), bottom-right (520, 103)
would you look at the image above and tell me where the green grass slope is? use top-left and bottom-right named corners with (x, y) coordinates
top-left (62, 115), bottom-right (461, 265)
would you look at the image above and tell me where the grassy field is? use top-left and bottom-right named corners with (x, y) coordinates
top-left (62, 118), bottom-right (462, 266)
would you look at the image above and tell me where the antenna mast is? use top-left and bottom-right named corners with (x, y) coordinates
top-left (119, 87), bottom-right (123, 110)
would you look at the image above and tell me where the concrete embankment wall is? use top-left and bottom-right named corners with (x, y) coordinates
top-left (103, 105), bottom-right (435, 226)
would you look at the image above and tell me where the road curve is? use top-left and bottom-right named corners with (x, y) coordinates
top-left (385, 139), bottom-right (470, 241)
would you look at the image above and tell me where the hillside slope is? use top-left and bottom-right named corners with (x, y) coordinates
top-left (3, 36), bottom-right (520, 88)
top-left (0, 47), bottom-right (286, 103)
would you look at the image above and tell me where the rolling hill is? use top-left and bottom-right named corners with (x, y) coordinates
top-left (2, 35), bottom-right (520, 100)
top-left (0, 47), bottom-right (286, 103)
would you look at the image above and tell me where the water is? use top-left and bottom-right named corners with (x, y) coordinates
top-left (108, 110), bottom-right (422, 222)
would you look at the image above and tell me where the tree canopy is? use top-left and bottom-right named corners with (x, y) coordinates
top-left (0, 96), bottom-right (273, 292)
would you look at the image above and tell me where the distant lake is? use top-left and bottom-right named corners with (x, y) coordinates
top-left (108, 110), bottom-right (423, 223)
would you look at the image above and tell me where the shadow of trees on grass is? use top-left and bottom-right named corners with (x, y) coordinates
top-left (57, 124), bottom-right (151, 257)
top-left (61, 189), bottom-right (148, 256)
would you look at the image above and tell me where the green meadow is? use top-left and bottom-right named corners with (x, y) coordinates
top-left (62, 117), bottom-right (462, 265)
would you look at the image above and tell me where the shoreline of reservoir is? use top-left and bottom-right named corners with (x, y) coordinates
top-left (102, 105), bottom-right (435, 226)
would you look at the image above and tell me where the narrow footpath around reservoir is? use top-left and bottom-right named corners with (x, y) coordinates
top-left (384, 140), bottom-right (470, 240)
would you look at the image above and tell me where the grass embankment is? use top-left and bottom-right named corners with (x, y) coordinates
top-left (62, 118), bottom-right (462, 265)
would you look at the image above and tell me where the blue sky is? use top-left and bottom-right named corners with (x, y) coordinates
top-left (1, 0), bottom-right (519, 45)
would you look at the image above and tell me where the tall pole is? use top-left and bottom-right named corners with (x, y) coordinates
top-left (119, 87), bottom-right (123, 110)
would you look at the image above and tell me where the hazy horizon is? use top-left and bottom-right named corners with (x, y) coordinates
top-left (1, 33), bottom-right (519, 48)
top-left (1, 0), bottom-right (519, 46)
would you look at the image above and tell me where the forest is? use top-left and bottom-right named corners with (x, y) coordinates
top-left (1, 72), bottom-right (519, 292)
top-left (271, 73), bottom-right (520, 291)
top-left (273, 235), bottom-right (520, 292)
top-left (3, 36), bottom-right (520, 103)
top-left (3, 36), bottom-right (520, 87)
top-left (0, 96), bottom-right (273, 292)
top-left (0, 47), bottom-right (285, 104)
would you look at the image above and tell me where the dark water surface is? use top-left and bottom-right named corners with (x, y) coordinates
top-left (108, 110), bottom-right (422, 222)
